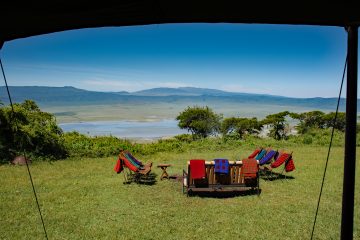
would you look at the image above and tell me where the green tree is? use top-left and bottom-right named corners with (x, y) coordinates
top-left (262, 111), bottom-right (290, 140)
top-left (290, 110), bottom-right (326, 134)
top-left (0, 100), bottom-right (67, 161)
top-left (290, 111), bottom-right (346, 133)
top-left (322, 112), bottom-right (346, 131)
top-left (221, 117), bottom-right (262, 139)
top-left (176, 106), bottom-right (222, 139)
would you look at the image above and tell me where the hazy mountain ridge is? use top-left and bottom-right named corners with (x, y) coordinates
top-left (132, 87), bottom-right (280, 97)
top-left (0, 86), bottom-right (351, 111)
top-left (134, 87), bottom-right (238, 96)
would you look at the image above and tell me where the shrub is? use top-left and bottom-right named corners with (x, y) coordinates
top-left (302, 136), bottom-right (313, 145)
top-left (174, 134), bottom-right (194, 143)
top-left (0, 100), bottom-right (67, 162)
top-left (287, 128), bottom-right (344, 147)
top-left (63, 131), bottom-right (138, 157)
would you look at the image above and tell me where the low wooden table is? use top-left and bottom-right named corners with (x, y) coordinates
top-left (157, 164), bottom-right (172, 180)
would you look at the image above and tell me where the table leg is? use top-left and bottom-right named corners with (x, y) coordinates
top-left (160, 166), bottom-right (169, 180)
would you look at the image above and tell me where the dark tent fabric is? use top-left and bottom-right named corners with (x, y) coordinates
top-left (0, 2), bottom-right (358, 239)
top-left (1, 1), bottom-right (360, 47)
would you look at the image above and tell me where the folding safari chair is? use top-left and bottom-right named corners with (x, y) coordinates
top-left (118, 151), bottom-right (153, 184)
top-left (264, 151), bottom-right (294, 180)
top-left (258, 150), bottom-right (277, 179)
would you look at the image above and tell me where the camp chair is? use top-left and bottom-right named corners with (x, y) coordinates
top-left (118, 151), bottom-right (153, 183)
top-left (122, 150), bottom-right (152, 169)
top-left (262, 151), bottom-right (294, 180)
top-left (258, 150), bottom-right (277, 179)
top-left (259, 149), bottom-right (277, 165)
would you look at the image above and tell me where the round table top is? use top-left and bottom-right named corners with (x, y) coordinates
top-left (157, 164), bottom-right (172, 167)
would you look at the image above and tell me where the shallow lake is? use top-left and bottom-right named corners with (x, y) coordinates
top-left (59, 119), bottom-right (187, 140)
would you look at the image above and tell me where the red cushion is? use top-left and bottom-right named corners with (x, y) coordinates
top-left (190, 159), bottom-right (206, 179)
top-left (285, 158), bottom-right (295, 172)
top-left (271, 153), bottom-right (291, 168)
top-left (241, 158), bottom-right (259, 179)
top-left (114, 159), bottom-right (123, 173)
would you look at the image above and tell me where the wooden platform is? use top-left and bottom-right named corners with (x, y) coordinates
top-left (183, 160), bottom-right (260, 196)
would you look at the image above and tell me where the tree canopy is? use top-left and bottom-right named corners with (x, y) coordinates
top-left (290, 111), bottom-right (346, 133)
top-left (261, 111), bottom-right (290, 140)
top-left (221, 117), bottom-right (262, 139)
top-left (0, 100), bottom-right (67, 161)
top-left (176, 106), bottom-right (222, 139)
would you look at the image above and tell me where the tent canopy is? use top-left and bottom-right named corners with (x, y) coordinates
top-left (1, 1), bottom-right (360, 47)
top-left (0, 2), bottom-right (358, 239)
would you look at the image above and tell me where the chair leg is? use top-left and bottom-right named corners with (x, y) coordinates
top-left (264, 167), bottom-right (271, 181)
top-left (279, 165), bottom-right (286, 181)
top-left (123, 169), bottom-right (134, 184)
top-left (265, 169), bottom-right (270, 181)
top-left (123, 172), bottom-right (127, 184)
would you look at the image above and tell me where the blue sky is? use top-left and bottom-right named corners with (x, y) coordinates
top-left (0, 23), bottom-right (351, 97)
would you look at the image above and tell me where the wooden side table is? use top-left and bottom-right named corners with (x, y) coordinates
top-left (157, 164), bottom-right (172, 180)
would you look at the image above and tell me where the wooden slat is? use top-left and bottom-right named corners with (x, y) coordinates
top-left (206, 165), bottom-right (210, 182)
top-left (235, 166), bottom-right (240, 183)
top-left (210, 166), bottom-right (215, 184)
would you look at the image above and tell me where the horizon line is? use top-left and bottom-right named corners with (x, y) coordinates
top-left (0, 84), bottom-right (350, 100)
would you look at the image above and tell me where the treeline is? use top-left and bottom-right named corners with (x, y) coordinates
top-left (176, 106), bottom-right (346, 140)
top-left (0, 101), bottom-right (350, 163)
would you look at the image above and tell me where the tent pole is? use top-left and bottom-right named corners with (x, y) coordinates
top-left (341, 25), bottom-right (358, 240)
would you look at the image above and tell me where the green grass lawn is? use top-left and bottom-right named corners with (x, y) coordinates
top-left (1, 146), bottom-right (359, 239)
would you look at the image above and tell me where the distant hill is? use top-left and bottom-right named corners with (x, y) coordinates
top-left (134, 87), bottom-right (232, 96)
top-left (0, 86), bottom-right (123, 104)
top-left (113, 91), bottom-right (129, 95)
top-left (132, 87), bottom-right (275, 97)
top-left (0, 85), bottom-right (353, 112)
